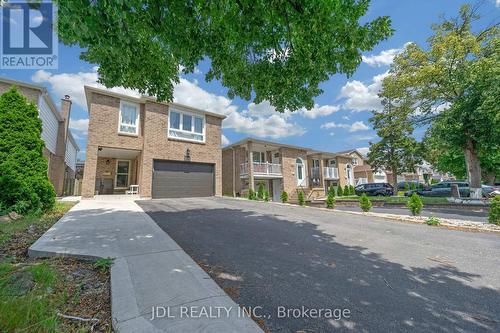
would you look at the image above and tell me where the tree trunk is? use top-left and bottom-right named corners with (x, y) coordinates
top-left (464, 140), bottom-right (482, 199)
top-left (391, 167), bottom-right (398, 192)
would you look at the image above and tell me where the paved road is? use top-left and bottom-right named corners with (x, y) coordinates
top-left (334, 205), bottom-right (488, 222)
top-left (138, 197), bottom-right (500, 333)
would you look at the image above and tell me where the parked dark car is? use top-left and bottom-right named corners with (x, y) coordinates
top-left (355, 183), bottom-right (394, 196)
top-left (405, 181), bottom-right (470, 197)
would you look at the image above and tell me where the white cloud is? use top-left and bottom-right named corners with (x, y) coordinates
top-left (221, 134), bottom-right (230, 146)
top-left (496, 0), bottom-right (500, 7)
top-left (299, 104), bottom-right (340, 119)
top-left (342, 115), bottom-right (350, 120)
top-left (32, 68), bottom-right (140, 109)
top-left (351, 134), bottom-right (376, 142)
top-left (338, 71), bottom-right (388, 112)
top-left (69, 118), bottom-right (89, 134)
top-left (362, 43), bottom-right (411, 67)
top-left (321, 121), bottom-right (370, 132)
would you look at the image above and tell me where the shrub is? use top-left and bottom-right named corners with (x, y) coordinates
top-left (407, 193), bottom-right (423, 216)
top-left (247, 189), bottom-right (256, 200)
top-left (263, 189), bottom-right (269, 202)
top-left (298, 191), bottom-right (305, 206)
top-left (359, 193), bottom-right (372, 212)
top-left (326, 193), bottom-right (335, 209)
top-left (328, 186), bottom-right (336, 197)
top-left (411, 182), bottom-right (417, 190)
top-left (489, 196), bottom-right (500, 225)
top-left (337, 185), bottom-right (343, 196)
top-left (404, 182), bottom-right (409, 191)
top-left (0, 87), bottom-right (55, 214)
top-left (426, 216), bottom-right (440, 226)
top-left (349, 185), bottom-right (355, 195)
top-left (343, 185), bottom-right (349, 196)
top-left (280, 191), bottom-right (288, 203)
top-left (257, 182), bottom-right (265, 200)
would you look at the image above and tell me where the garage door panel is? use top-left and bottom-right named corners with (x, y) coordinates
top-left (152, 160), bottom-right (214, 198)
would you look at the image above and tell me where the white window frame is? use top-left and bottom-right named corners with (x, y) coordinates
top-left (118, 100), bottom-right (140, 136)
top-left (115, 160), bottom-right (131, 189)
top-left (252, 151), bottom-right (266, 163)
top-left (167, 108), bottom-right (206, 143)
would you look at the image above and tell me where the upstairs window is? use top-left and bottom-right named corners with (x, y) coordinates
top-left (168, 109), bottom-right (205, 142)
top-left (119, 101), bottom-right (140, 135)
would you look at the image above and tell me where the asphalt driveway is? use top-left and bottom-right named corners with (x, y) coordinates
top-left (138, 197), bottom-right (500, 333)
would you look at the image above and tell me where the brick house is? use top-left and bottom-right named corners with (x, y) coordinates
top-left (222, 138), bottom-right (357, 201)
top-left (0, 77), bottom-right (79, 196)
top-left (81, 86), bottom-right (225, 198)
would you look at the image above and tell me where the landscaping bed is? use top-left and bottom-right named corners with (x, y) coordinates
top-left (310, 196), bottom-right (489, 211)
top-left (0, 202), bottom-right (112, 332)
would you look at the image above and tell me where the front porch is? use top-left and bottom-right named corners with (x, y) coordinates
top-left (94, 147), bottom-right (142, 195)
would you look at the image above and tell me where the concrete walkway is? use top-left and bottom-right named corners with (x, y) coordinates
top-left (29, 197), bottom-right (262, 333)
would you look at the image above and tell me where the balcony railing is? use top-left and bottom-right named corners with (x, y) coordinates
top-left (323, 167), bottom-right (339, 179)
top-left (240, 162), bottom-right (282, 177)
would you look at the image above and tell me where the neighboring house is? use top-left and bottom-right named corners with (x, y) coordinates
top-left (0, 77), bottom-right (80, 196)
top-left (81, 86), bottom-right (225, 198)
top-left (334, 149), bottom-right (376, 185)
top-left (222, 138), bottom-right (356, 201)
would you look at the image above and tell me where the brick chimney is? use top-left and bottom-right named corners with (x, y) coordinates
top-left (60, 94), bottom-right (72, 142)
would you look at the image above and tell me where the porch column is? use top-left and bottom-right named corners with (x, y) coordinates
top-left (81, 144), bottom-right (98, 198)
top-left (320, 157), bottom-right (326, 193)
top-left (247, 141), bottom-right (254, 191)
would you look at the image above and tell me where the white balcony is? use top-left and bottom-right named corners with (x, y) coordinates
top-left (240, 162), bottom-right (282, 178)
top-left (323, 167), bottom-right (339, 179)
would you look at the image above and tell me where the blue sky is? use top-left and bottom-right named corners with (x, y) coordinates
top-left (2, 0), bottom-right (499, 160)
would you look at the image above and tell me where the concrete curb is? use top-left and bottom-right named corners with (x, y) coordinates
top-left (222, 196), bottom-right (500, 234)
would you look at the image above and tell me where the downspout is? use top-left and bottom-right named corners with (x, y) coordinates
top-left (232, 147), bottom-right (236, 197)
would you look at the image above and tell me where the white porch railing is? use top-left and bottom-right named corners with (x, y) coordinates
top-left (323, 167), bottom-right (339, 179)
top-left (240, 162), bottom-right (282, 176)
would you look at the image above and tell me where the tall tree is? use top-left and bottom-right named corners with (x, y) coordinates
top-left (367, 98), bottom-right (421, 189)
top-left (0, 88), bottom-right (55, 214)
top-left (381, 4), bottom-right (499, 198)
top-left (56, 0), bottom-right (392, 112)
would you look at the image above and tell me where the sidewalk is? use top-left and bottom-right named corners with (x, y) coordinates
top-left (29, 198), bottom-right (262, 333)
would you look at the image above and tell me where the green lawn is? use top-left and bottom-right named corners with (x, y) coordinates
top-left (0, 201), bottom-right (112, 332)
top-left (334, 195), bottom-right (449, 205)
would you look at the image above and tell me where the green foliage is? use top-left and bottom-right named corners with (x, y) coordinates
top-left (407, 193), bottom-right (424, 216)
top-left (57, 1), bottom-right (392, 112)
top-left (326, 194), bottom-right (335, 209)
top-left (247, 189), bottom-right (256, 200)
top-left (263, 189), bottom-right (269, 202)
top-left (257, 182), bottom-right (265, 200)
top-left (349, 185), bottom-right (355, 195)
top-left (382, 4), bottom-right (499, 193)
top-left (431, 179), bottom-right (439, 184)
top-left (298, 191), bottom-right (305, 206)
top-left (337, 185), bottom-right (343, 197)
top-left (426, 216), bottom-right (441, 226)
top-left (0, 87), bottom-right (55, 214)
top-left (404, 182), bottom-right (409, 191)
top-left (489, 196), bottom-right (500, 225)
top-left (328, 186), bottom-right (336, 197)
top-left (343, 185), bottom-right (349, 196)
top-left (280, 191), bottom-right (288, 203)
top-left (93, 257), bottom-right (114, 273)
top-left (367, 98), bottom-right (422, 189)
top-left (26, 263), bottom-right (57, 289)
top-left (411, 182), bottom-right (417, 190)
top-left (359, 193), bottom-right (372, 212)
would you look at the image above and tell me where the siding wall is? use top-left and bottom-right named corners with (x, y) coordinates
top-left (65, 137), bottom-right (78, 171)
top-left (38, 96), bottom-right (59, 154)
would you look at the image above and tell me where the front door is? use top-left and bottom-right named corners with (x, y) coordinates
top-left (272, 179), bottom-right (282, 202)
